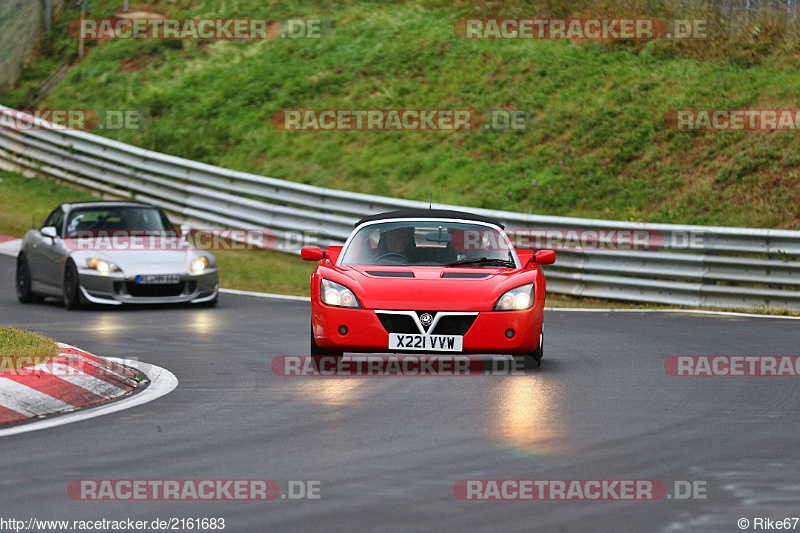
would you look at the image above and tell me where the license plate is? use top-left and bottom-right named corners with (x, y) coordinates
top-left (135, 274), bottom-right (181, 284)
top-left (388, 333), bottom-right (463, 352)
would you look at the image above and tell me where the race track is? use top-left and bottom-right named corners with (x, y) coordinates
top-left (0, 254), bottom-right (798, 532)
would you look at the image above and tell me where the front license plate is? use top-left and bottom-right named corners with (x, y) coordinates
top-left (135, 274), bottom-right (181, 284)
top-left (388, 333), bottom-right (463, 352)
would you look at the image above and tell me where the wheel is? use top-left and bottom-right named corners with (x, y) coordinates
top-left (515, 329), bottom-right (543, 370)
top-left (16, 255), bottom-right (43, 304)
top-left (311, 327), bottom-right (342, 370)
top-left (63, 261), bottom-right (86, 310)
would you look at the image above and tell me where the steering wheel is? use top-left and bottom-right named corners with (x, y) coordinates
top-left (375, 252), bottom-right (406, 265)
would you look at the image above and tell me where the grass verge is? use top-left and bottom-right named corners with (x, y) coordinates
top-left (0, 326), bottom-right (60, 371)
top-left (0, 170), bottom-right (98, 237)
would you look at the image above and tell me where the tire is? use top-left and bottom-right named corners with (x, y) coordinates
top-left (311, 328), bottom-right (342, 370)
top-left (16, 255), bottom-right (42, 304)
top-left (63, 261), bottom-right (86, 310)
top-left (515, 329), bottom-right (543, 370)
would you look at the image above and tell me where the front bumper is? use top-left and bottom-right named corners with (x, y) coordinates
top-left (313, 304), bottom-right (543, 355)
top-left (78, 269), bottom-right (219, 305)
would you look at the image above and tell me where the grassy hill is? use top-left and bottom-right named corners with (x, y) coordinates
top-left (2, 0), bottom-right (799, 229)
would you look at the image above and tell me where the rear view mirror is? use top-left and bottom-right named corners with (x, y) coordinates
top-left (41, 226), bottom-right (57, 239)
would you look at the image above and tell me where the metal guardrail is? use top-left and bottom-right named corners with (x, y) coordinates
top-left (1, 105), bottom-right (799, 310)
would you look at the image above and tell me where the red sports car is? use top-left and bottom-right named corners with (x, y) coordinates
top-left (301, 209), bottom-right (556, 368)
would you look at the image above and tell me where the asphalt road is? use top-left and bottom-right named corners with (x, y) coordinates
top-left (0, 253), bottom-right (798, 532)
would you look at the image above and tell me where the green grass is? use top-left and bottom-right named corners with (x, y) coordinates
top-left (0, 170), bottom-right (98, 238)
top-left (214, 248), bottom-right (314, 295)
top-left (2, 1), bottom-right (800, 230)
top-left (0, 326), bottom-right (60, 371)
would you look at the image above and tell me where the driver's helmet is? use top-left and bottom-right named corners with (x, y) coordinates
top-left (377, 226), bottom-right (415, 256)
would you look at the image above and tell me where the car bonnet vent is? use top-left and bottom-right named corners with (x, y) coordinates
top-left (366, 271), bottom-right (415, 278)
top-left (441, 272), bottom-right (490, 279)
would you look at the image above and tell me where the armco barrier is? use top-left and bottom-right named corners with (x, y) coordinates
top-left (1, 105), bottom-right (799, 310)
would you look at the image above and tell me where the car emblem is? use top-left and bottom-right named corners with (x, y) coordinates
top-left (419, 313), bottom-right (433, 328)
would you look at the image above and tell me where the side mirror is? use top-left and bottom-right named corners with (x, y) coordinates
top-left (535, 249), bottom-right (556, 265)
top-left (301, 246), bottom-right (324, 261)
top-left (516, 250), bottom-right (535, 268)
top-left (41, 226), bottom-right (57, 239)
top-left (324, 246), bottom-right (342, 264)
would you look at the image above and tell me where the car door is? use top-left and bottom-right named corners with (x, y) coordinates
top-left (37, 208), bottom-right (67, 291)
top-left (26, 208), bottom-right (58, 289)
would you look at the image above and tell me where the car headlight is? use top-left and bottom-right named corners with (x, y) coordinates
top-left (189, 257), bottom-right (209, 274)
top-left (86, 257), bottom-right (121, 273)
top-left (494, 283), bottom-right (534, 311)
top-left (321, 278), bottom-right (360, 308)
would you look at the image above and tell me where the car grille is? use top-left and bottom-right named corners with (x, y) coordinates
top-left (376, 312), bottom-right (478, 335)
top-left (431, 315), bottom-right (477, 335)
top-left (124, 281), bottom-right (190, 297)
top-left (377, 314), bottom-right (419, 334)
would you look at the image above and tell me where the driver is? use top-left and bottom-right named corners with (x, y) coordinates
top-left (378, 226), bottom-right (415, 261)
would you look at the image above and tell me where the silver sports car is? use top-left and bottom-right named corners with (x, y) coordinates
top-left (16, 201), bottom-right (219, 308)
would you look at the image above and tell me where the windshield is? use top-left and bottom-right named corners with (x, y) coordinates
top-left (339, 220), bottom-right (518, 267)
top-left (65, 206), bottom-right (175, 236)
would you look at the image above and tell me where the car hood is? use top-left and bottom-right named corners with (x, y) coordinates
top-left (324, 265), bottom-right (537, 311)
top-left (69, 247), bottom-right (203, 275)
